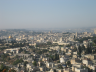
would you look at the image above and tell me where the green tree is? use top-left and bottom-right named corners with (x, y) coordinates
top-left (78, 45), bottom-right (82, 57)
top-left (9, 69), bottom-right (16, 72)
top-left (0, 63), bottom-right (4, 70)
top-left (47, 42), bottom-right (52, 45)
top-left (24, 61), bottom-right (28, 66)
top-left (19, 48), bottom-right (23, 53)
top-left (54, 69), bottom-right (56, 72)
top-left (92, 49), bottom-right (96, 54)
top-left (82, 45), bottom-right (85, 50)
top-left (74, 47), bottom-right (77, 51)
top-left (67, 61), bottom-right (72, 67)
top-left (6, 44), bottom-right (9, 48)
top-left (33, 61), bottom-right (37, 66)
top-left (57, 65), bottom-right (63, 69)
top-left (13, 58), bottom-right (23, 65)
top-left (93, 39), bottom-right (96, 44)
top-left (85, 44), bottom-right (92, 54)
top-left (7, 57), bottom-right (10, 61)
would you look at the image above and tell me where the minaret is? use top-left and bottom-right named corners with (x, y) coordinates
top-left (31, 36), bottom-right (34, 46)
top-left (76, 32), bottom-right (78, 37)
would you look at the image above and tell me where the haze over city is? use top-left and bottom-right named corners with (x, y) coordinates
top-left (1, 1), bottom-right (96, 72)
top-left (0, 0), bottom-right (96, 29)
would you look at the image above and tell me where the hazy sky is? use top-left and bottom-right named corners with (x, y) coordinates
top-left (0, 0), bottom-right (96, 29)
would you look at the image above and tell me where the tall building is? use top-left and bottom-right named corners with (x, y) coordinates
top-left (76, 32), bottom-right (78, 37)
top-left (60, 37), bottom-right (64, 42)
top-left (94, 29), bottom-right (96, 34)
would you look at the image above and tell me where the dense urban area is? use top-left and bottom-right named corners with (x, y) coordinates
top-left (0, 29), bottom-right (96, 72)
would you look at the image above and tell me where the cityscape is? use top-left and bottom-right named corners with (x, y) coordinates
top-left (0, 0), bottom-right (96, 72)
top-left (0, 29), bottom-right (96, 72)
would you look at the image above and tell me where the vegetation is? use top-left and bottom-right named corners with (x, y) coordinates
top-left (19, 48), bottom-right (23, 53)
top-left (85, 46), bottom-right (92, 54)
top-left (48, 53), bottom-right (59, 61)
top-left (57, 65), bottom-right (63, 69)
top-left (9, 69), bottom-right (16, 72)
top-left (66, 44), bottom-right (71, 47)
top-left (0, 47), bottom-right (8, 51)
top-left (93, 39), bottom-right (96, 44)
top-left (47, 42), bottom-right (52, 45)
top-left (0, 63), bottom-right (9, 72)
top-left (63, 32), bottom-right (71, 34)
top-left (29, 46), bottom-right (34, 48)
top-left (9, 43), bottom-right (29, 48)
top-left (24, 61), bottom-right (28, 67)
top-left (78, 45), bottom-right (82, 57)
top-left (36, 43), bottom-right (47, 47)
top-left (13, 58), bottom-right (23, 65)
top-left (31, 48), bottom-right (48, 54)
top-left (1, 54), bottom-right (9, 61)
top-left (92, 48), bottom-right (96, 54)
top-left (33, 61), bottom-right (37, 66)
top-left (78, 44), bottom-right (92, 56)
top-left (66, 61), bottom-right (72, 67)
top-left (75, 36), bottom-right (96, 43)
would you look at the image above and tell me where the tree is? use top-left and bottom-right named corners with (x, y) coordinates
top-left (78, 45), bottom-right (82, 57)
top-left (24, 61), bottom-right (28, 67)
top-left (78, 46), bottom-right (82, 54)
top-left (0, 63), bottom-right (4, 70)
top-left (26, 43), bottom-right (29, 46)
top-left (20, 43), bottom-right (23, 47)
top-left (85, 44), bottom-right (92, 54)
top-left (29, 46), bottom-right (34, 48)
top-left (52, 53), bottom-right (59, 61)
top-left (2, 69), bottom-right (6, 72)
top-left (1, 54), bottom-right (9, 61)
top-left (67, 61), bottom-right (72, 67)
top-left (15, 55), bottom-right (19, 58)
top-left (33, 61), bottom-right (37, 66)
top-left (12, 42), bottom-right (14, 46)
top-left (55, 53), bottom-right (59, 60)
top-left (19, 48), bottom-right (23, 53)
top-left (54, 69), bottom-right (56, 72)
top-left (9, 69), bottom-right (16, 72)
top-left (67, 61), bottom-right (71, 65)
top-left (66, 45), bottom-right (71, 47)
top-left (93, 39), bottom-right (96, 44)
top-left (62, 52), bottom-right (65, 55)
top-left (92, 48), bottom-right (96, 54)
top-left (57, 65), bottom-right (63, 69)
top-left (47, 42), bottom-right (52, 45)
top-left (6, 44), bottom-right (9, 48)
top-left (74, 47), bottom-right (77, 51)
top-left (82, 45), bottom-right (85, 50)
top-left (13, 58), bottom-right (23, 65)
top-left (7, 57), bottom-right (10, 61)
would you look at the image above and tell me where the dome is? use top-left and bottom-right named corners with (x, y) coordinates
top-left (9, 36), bottom-right (12, 39)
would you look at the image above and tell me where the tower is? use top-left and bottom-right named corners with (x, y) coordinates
top-left (94, 29), bottom-right (96, 34)
top-left (60, 37), bottom-right (63, 42)
top-left (76, 32), bottom-right (78, 37)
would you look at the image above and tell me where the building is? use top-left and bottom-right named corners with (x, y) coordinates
top-left (82, 59), bottom-right (92, 66)
top-left (94, 29), bottom-right (96, 34)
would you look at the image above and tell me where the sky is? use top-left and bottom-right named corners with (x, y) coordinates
top-left (0, 0), bottom-right (96, 29)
